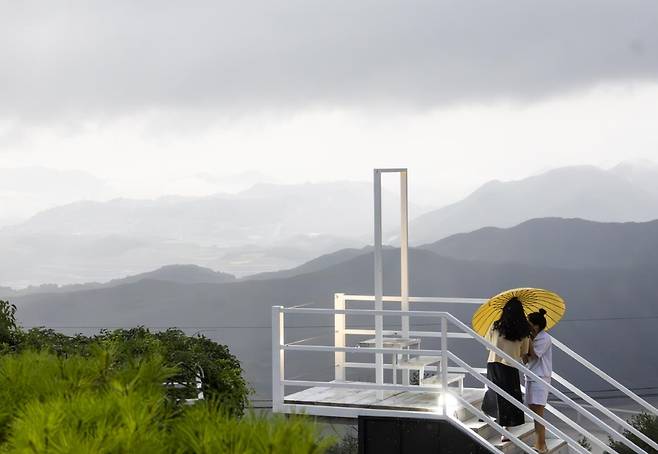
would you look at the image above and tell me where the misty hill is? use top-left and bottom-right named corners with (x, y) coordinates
top-left (0, 265), bottom-right (235, 299)
top-left (13, 248), bottom-right (658, 399)
top-left (243, 246), bottom-right (392, 281)
top-left (410, 164), bottom-right (658, 244)
top-left (7, 181), bottom-right (423, 245)
top-left (0, 180), bottom-right (415, 287)
top-left (62, 264), bottom-right (236, 291)
top-left (422, 218), bottom-right (658, 269)
top-left (0, 167), bottom-right (113, 227)
top-left (0, 229), bottom-right (361, 289)
top-left (0, 231), bottom-right (360, 289)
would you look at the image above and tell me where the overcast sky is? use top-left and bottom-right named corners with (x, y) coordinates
top-left (2, 0), bottom-right (658, 215)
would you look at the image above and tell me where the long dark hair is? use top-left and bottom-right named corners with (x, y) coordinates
top-left (492, 297), bottom-right (531, 341)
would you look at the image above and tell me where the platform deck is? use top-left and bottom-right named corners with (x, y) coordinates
top-left (284, 384), bottom-right (485, 413)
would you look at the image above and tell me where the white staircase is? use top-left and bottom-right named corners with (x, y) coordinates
top-left (273, 296), bottom-right (658, 454)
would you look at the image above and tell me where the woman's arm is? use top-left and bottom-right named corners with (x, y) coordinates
top-left (527, 338), bottom-right (536, 360)
top-left (521, 336), bottom-right (532, 363)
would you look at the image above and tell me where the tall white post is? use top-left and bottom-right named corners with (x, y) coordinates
top-left (272, 306), bottom-right (285, 412)
top-left (441, 316), bottom-right (448, 415)
top-left (400, 170), bottom-right (410, 386)
top-left (334, 293), bottom-right (346, 381)
top-left (373, 169), bottom-right (384, 399)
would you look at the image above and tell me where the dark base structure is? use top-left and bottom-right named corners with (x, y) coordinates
top-left (358, 416), bottom-right (493, 454)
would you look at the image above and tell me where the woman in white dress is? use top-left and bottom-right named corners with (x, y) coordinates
top-left (525, 309), bottom-right (552, 453)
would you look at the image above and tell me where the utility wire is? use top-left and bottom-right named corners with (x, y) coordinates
top-left (21, 315), bottom-right (658, 330)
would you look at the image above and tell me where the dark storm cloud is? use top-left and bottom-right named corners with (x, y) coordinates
top-left (1, 0), bottom-right (657, 122)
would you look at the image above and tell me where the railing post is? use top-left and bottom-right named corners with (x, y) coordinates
top-left (334, 293), bottom-right (346, 381)
top-left (441, 316), bottom-right (448, 415)
top-left (272, 306), bottom-right (284, 412)
top-left (374, 169), bottom-right (384, 399)
top-left (400, 170), bottom-right (410, 386)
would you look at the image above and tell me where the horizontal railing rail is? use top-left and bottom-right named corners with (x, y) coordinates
top-left (551, 337), bottom-right (658, 417)
top-left (343, 294), bottom-right (485, 304)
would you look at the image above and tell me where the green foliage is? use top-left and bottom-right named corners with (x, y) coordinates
top-left (7, 322), bottom-right (249, 416)
top-left (326, 429), bottom-right (358, 454)
top-left (0, 349), bottom-right (175, 446)
top-left (0, 351), bottom-right (333, 454)
top-left (607, 413), bottom-right (658, 454)
top-left (578, 436), bottom-right (592, 451)
top-left (0, 301), bottom-right (17, 346)
top-left (172, 405), bottom-right (335, 454)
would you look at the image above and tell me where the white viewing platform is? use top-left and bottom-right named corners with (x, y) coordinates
top-left (271, 169), bottom-right (658, 454)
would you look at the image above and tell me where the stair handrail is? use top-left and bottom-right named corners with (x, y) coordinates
top-left (550, 372), bottom-right (657, 449)
top-left (550, 337), bottom-right (658, 417)
top-left (446, 351), bottom-right (590, 454)
top-left (447, 388), bottom-right (538, 454)
top-left (442, 312), bottom-right (652, 454)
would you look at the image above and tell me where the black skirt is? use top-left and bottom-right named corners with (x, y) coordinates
top-left (481, 362), bottom-right (525, 427)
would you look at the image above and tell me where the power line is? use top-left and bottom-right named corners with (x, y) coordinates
top-left (22, 315), bottom-right (658, 330)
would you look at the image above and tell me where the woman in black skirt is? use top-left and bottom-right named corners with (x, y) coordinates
top-left (481, 297), bottom-right (531, 440)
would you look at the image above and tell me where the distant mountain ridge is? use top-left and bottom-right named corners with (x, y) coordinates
top-left (0, 180), bottom-right (399, 287)
top-left (422, 218), bottom-right (658, 269)
top-left (409, 164), bottom-right (658, 244)
top-left (0, 265), bottom-right (235, 299)
top-left (242, 246), bottom-right (393, 281)
top-left (6, 181), bottom-right (423, 245)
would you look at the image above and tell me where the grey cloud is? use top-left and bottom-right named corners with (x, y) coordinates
top-left (1, 0), bottom-right (658, 123)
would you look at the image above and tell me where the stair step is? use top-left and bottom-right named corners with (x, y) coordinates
top-left (421, 373), bottom-right (465, 386)
top-left (397, 356), bottom-right (441, 368)
top-left (499, 438), bottom-right (568, 454)
top-left (475, 423), bottom-right (568, 454)
top-left (489, 422), bottom-right (535, 453)
top-left (543, 438), bottom-right (568, 454)
top-left (462, 417), bottom-right (498, 440)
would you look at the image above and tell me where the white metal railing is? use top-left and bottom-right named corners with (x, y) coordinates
top-left (276, 307), bottom-right (615, 453)
top-left (273, 296), bottom-right (658, 454)
top-left (340, 294), bottom-right (658, 419)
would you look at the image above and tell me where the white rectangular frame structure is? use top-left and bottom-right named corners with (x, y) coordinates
top-left (374, 168), bottom-right (409, 395)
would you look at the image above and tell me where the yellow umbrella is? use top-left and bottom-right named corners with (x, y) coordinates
top-left (472, 287), bottom-right (566, 337)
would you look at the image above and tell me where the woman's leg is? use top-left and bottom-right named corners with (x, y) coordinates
top-left (496, 365), bottom-right (524, 427)
top-left (529, 404), bottom-right (547, 450)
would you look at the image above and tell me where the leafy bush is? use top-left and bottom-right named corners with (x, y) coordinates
top-left (173, 405), bottom-right (334, 454)
top-left (607, 413), bottom-right (658, 454)
top-left (0, 350), bottom-right (334, 453)
top-left (0, 301), bottom-right (17, 346)
top-left (326, 429), bottom-right (358, 454)
top-left (0, 300), bottom-right (250, 416)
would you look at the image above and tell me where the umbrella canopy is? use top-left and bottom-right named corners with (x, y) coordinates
top-left (472, 287), bottom-right (566, 337)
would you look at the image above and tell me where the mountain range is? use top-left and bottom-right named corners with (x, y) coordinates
top-left (9, 217), bottom-right (658, 400)
top-left (0, 181), bottom-right (409, 287)
top-left (4, 162), bottom-right (658, 288)
top-left (422, 217), bottom-right (658, 269)
top-left (409, 162), bottom-right (658, 244)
